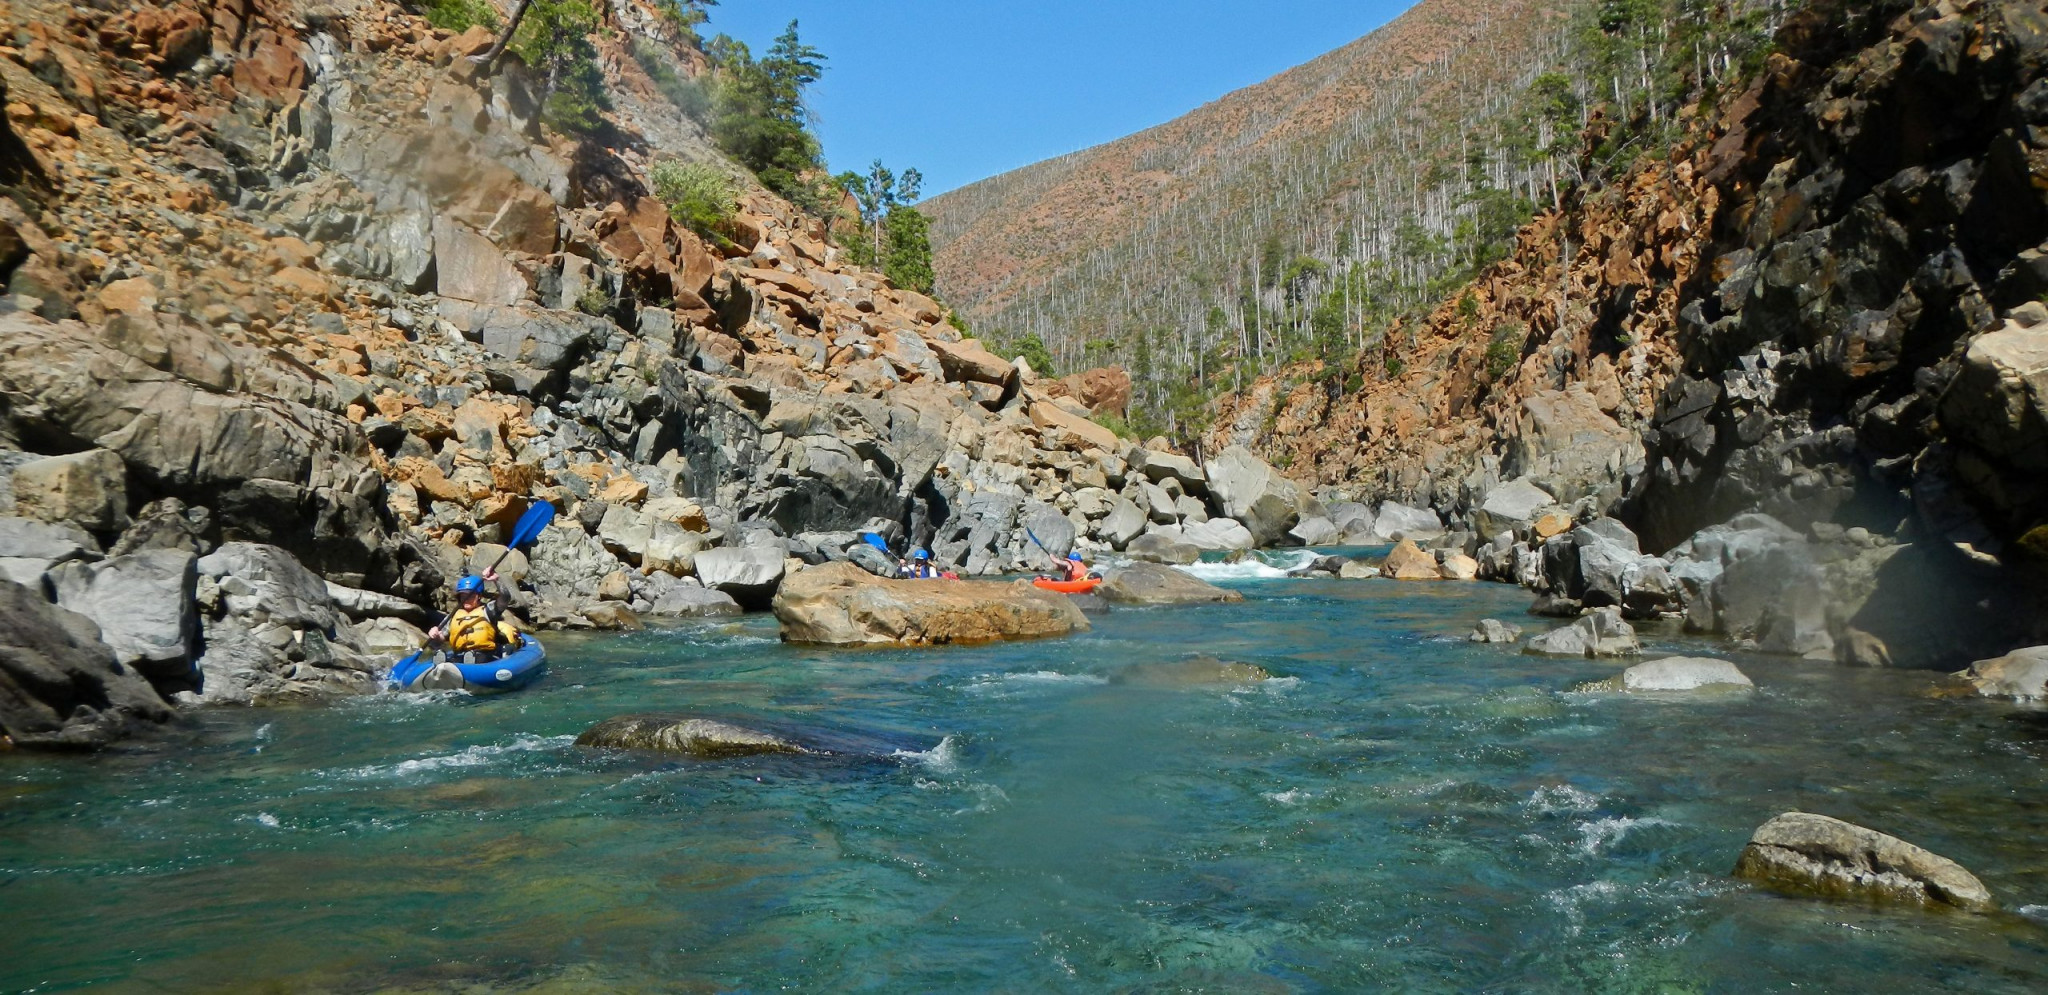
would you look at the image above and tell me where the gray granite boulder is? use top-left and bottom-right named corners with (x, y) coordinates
top-left (1525, 607), bottom-right (1640, 658)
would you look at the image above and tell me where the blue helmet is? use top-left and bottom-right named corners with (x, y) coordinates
top-left (911, 548), bottom-right (930, 560)
top-left (1069, 551), bottom-right (1083, 561)
top-left (455, 574), bottom-right (485, 595)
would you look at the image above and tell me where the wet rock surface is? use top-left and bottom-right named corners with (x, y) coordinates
top-left (1732, 812), bottom-right (1994, 913)
top-left (1096, 562), bottom-right (1244, 606)
top-left (575, 715), bottom-right (810, 758)
top-left (0, 579), bottom-right (172, 748)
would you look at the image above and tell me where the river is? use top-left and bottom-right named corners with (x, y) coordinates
top-left (6, 559), bottom-right (2048, 992)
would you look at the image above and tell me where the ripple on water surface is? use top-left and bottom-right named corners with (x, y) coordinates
top-left (5, 576), bottom-right (2048, 991)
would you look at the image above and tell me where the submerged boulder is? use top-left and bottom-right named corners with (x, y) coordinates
top-left (1732, 812), bottom-right (1994, 912)
top-left (575, 714), bottom-right (809, 757)
top-left (1112, 656), bottom-right (1271, 687)
top-left (772, 561), bottom-right (1088, 647)
top-left (1096, 562), bottom-right (1243, 605)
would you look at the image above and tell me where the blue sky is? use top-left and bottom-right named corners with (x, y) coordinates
top-left (704, 1), bottom-right (1417, 198)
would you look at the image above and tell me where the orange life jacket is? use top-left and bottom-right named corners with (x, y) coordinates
top-left (446, 604), bottom-right (506, 653)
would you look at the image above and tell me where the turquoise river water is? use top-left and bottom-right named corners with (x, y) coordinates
top-left (6, 555), bottom-right (2048, 993)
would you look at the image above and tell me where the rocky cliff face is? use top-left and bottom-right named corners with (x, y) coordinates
top-left (1210, 0), bottom-right (2048, 665)
top-left (0, 0), bottom-right (1272, 732)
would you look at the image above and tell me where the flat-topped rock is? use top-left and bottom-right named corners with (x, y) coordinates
top-left (1732, 812), bottom-right (1994, 912)
top-left (1577, 656), bottom-right (1753, 692)
top-left (575, 715), bottom-right (809, 757)
top-left (772, 561), bottom-right (1088, 647)
top-left (1097, 561), bottom-right (1244, 605)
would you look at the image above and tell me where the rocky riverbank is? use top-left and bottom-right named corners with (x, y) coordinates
top-left (1205, 0), bottom-right (2048, 668)
top-left (0, 0), bottom-right (1364, 745)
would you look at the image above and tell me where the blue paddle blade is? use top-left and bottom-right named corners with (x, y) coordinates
top-left (506, 501), bottom-right (557, 550)
top-left (860, 532), bottom-right (891, 553)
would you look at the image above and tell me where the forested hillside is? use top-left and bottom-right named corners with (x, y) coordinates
top-left (926, 0), bottom-right (1789, 438)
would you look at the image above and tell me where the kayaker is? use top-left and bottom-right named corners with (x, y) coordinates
top-left (426, 569), bottom-right (517, 659)
top-left (1062, 551), bottom-right (1090, 582)
top-left (901, 547), bottom-right (937, 579)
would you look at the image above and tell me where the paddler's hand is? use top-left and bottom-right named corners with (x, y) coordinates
top-left (426, 625), bottom-right (445, 642)
top-left (482, 568), bottom-right (499, 584)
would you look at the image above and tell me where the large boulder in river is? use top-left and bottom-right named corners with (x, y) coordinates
top-left (691, 546), bottom-right (786, 609)
top-left (1124, 531), bottom-right (1200, 565)
top-left (1732, 812), bottom-right (1994, 912)
top-left (1525, 607), bottom-right (1640, 657)
top-left (1960, 646), bottom-right (2048, 699)
top-left (1470, 619), bottom-right (1522, 643)
top-left (1204, 445), bottom-right (1303, 547)
top-left (1582, 656), bottom-right (1753, 692)
top-left (0, 579), bottom-right (172, 749)
top-left (772, 561), bottom-right (1088, 647)
top-left (1097, 562), bottom-right (1243, 605)
top-left (576, 714), bottom-right (810, 757)
top-left (1379, 539), bottom-right (1442, 580)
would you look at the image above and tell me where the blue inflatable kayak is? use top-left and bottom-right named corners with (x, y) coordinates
top-left (386, 635), bottom-right (547, 694)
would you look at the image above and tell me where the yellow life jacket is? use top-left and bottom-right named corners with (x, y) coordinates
top-left (446, 604), bottom-right (505, 653)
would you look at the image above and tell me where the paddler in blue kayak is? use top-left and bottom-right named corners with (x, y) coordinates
top-left (426, 569), bottom-right (517, 660)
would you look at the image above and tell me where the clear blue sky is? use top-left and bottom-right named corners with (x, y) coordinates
top-left (705, 1), bottom-right (1417, 198)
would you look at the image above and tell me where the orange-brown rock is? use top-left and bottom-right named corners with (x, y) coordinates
top-left (772, 561), bottom-right (1089, 647)
top-left (1380, 540), bottom-right (1442, 581)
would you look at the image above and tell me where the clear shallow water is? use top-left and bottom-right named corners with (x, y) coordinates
top-left (6, 573), bottom-right (2048, 993)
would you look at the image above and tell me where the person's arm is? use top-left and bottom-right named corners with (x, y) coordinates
top-left (484, 569), bottom-right (509, 618)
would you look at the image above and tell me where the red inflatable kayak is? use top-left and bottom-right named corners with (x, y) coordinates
top-left (1032, 577), bottom-right (1102, 595)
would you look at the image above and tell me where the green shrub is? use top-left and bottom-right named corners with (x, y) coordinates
top-left (422, 0), bottom-right (498, 32)
top-left (650, 159), bottom-right (736, 241)
top-left (574, 284), bottom-right (612, 316)
top-left (1484, 322), bottom-right (1526, 380)
top-left (509, 0), bottom-right (610, 134)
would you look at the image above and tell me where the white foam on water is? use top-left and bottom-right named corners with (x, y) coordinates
top-left (1575, 815), bottom-right (1677, 855)
top-left (240, 812), bottom-right (283, 829)
top-left (997, 671), bottom-right (1108, 686)
top-left (892, 734), bottom-right (961, 775)
top-left (325, 733), bottom-right (574, 781)
top-left (2019, 905), bottom-right (2048, 923)
top-left (1527, 784), bottom-right (1603, 815)
top-left (1174, 548), bottom-right (1322, 583)
top-left (1175, 561), bottom-right (1288, 582)
top-left (1264, 788), bottom-right (1312, 806)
